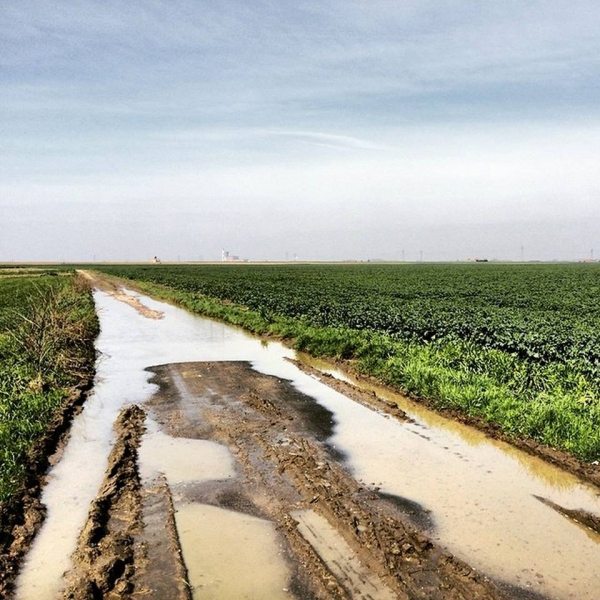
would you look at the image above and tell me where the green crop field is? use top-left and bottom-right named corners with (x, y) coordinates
top-left (0, 271), bottom-right (98, 502)
top-left (97, 263), bottom-right (600, 461)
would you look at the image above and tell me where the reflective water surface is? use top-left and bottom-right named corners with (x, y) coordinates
top-left (176, 504), bottom-right (294, 600)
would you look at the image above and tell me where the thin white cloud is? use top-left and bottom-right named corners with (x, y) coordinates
top-left (264, 130), bottom-right (389, 151)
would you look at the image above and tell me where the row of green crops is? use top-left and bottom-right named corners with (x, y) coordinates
top-left (0, 272), bottom-right (98, 502)
top-left (95, 263), bottom-right (600, 460)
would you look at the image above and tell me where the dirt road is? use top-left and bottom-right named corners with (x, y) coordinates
top-left (10, 275), bottom-right (600, 599)
top-left (62, 360), bottom-right (506, 599)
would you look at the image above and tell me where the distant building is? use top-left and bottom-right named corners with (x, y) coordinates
top-left (221, 249), bottom-right (243, 262)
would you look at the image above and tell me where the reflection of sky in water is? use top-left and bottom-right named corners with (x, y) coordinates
top-left (139, 417), bottom-right (235, 486)
top-left (290, 360), bottom-right (600, 600)
top-left (301, 356), bottom-right (596, 493)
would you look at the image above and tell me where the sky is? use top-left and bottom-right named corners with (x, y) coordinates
top-left (1, 1), bottom-right (600, 262)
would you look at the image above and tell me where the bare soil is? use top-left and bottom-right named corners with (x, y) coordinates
top-left (44, 360), bottom-right (520, 598)
top-left (78, 271), bottom-right (164, 319)
top-left (6, 359), bottom-right (566, 599)
top-left (8, 273), bottom-right (600, 600)
top-left (97, 270), bottom-right (600, 489)
top-left (8, 272), bottom-right (597, 598)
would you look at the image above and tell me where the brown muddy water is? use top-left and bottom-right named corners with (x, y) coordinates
top-left (14, 285), bottom-right (600, 599)
top-left (138, 414), bottom-right (295, 598)
top-left (176, 504), bottom-right (294, 599)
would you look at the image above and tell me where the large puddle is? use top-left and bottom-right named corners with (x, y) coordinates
top-left (176, 504), bottom-right (294, 599)
top-left (15, 285), bottom-right (600, 600)
top-left (139, 414), bottom-right (294, 599)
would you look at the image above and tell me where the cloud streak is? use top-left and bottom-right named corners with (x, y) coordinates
top-left (261, 130), bottom-right (388, 151)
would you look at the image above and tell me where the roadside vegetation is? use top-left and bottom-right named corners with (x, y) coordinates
top-left (95, 263), bottom-right (600, 462)
top-left (0, 270), bottom-right (98, 502)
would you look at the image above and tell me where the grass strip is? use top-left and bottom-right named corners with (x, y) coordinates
top-left (110, 277), bottom-right (599, 462)
top-left (0, 273), bottom-right (99, 502)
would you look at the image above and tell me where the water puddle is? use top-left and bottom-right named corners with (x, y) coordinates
top-left (175, 503), bottom-right (294, 599)
top-left (15, 283), bottom-right (600, 600)
top-left (139, 418), bottom-right (235, 487)
top-left (138, 413), bottom-right (292, 599)
top-left (302, 358), bottom-right (355, 385)
top-left (291, 357), bottom-right (600, 599)
top-left (293, 510), bottom-right (397, 600)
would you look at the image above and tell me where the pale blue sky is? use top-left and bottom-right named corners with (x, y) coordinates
top-left (1, 1), bottom-right (599, 261)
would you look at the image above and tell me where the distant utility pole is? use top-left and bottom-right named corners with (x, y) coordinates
top-left (591, 248), bottom-right (595, 261)
top-left (520, 244), bottom-right (525, 262)
top-left (419, 250), bottom-right (423, 262)
top-left (401, 249), bottom-right (405, 261)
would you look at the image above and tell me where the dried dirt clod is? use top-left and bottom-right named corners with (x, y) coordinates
top-left (62, 404), bottom-right (145, 600)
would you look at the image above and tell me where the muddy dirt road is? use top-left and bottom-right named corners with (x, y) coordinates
top-left (11, 276), bottom-right (600, 599)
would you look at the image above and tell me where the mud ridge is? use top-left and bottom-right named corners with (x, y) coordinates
top-left (269, 433), bottom-right (495, 599)
top-left (0, 379), bottom-right (94, 598)
top-left (289, 358), bottom-right (413, 423)
top-left (62, 404), bottom-right (145, 599)
top-left (79, 271), bottom-right (163, 319)
top-left (136, 476), bottom-right (192, 600)
top-left (533, 495), bottom-right (600, 536)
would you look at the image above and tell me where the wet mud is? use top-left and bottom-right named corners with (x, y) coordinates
top-left (293, 356), bottom-right (600, 599)
top-left (288, 359), bottom-right (413, 425)
top-left (293, 356), bottom-right (600, 545)
top-left (136, 476), bottom-right (191, 600)
top-left (376, 493), bottom-right (436, 532)
top-left (63, 404), bottom-right (145, 599)
top-left (533, 495), bottom-right (600, 536)
top-left (142, 360), bottom-right (506, 600)
top-left (78, 270), bottom-right (164, 320)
